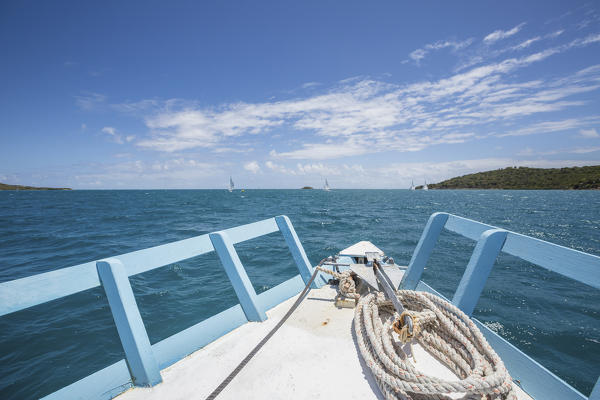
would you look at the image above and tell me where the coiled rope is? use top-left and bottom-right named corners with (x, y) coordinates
top-left (316, 265), bottom-right (360, 299)
top-left (319, 267), bottom-right (517, 400)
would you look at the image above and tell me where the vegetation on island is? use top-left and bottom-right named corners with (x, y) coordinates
top-left (0, 182), bottom-right (72, 191)
top-left (425, 166), bottom-right (600, 190)
top-left (301, 186), bottom-right (314, 189)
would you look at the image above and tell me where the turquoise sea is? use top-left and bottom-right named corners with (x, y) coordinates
top-left (0, 189), bottom-right (599, 398)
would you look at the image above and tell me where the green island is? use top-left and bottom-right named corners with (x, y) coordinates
top-left (301, 186), bottom-right (314, 189)
top-left (420, 166), bottom-right (600, 190)
top-left (0, 182), bottom-right (72, 191)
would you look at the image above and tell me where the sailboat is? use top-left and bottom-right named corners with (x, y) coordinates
top-left (409, 180), bottom-right (415, 191)
top-left (323, 179), bottom-right (331, 191)
top-left (423, 180), bottom-right (429, 191)
top-left (228, 177), bottom-right (234, 192)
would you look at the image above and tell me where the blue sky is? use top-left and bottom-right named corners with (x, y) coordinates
top-left (1, 0), bottom-right (599, 189)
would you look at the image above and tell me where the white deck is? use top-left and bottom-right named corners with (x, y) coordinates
top-left (118, 285), bottom-right (533, 400)
top-left (339, 241), bottom-right (384, 258)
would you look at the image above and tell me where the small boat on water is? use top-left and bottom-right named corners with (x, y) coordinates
top-left (423, 180), bottom-right (429, 190)
top-left (0, 213), bottom-right (598, 400)
top-left (228, 177), bottom-right (234, 192)
top-left (324, 178), bottom-right (331, 191)
top-left (409, 180), bottom-right (416, 190)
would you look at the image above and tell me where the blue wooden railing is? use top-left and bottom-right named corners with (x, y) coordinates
top-left (1, 213), bottom-right (599, 399)
top-left (0, 215), bottom-right (326, 400)
top-left (400, 212), bottom-right (600, 400)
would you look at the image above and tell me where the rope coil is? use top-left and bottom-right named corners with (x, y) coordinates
top-left (355, 291), bottom-right (516, 400)
top-left (317, 265), bottom-right (516, 400)
top-left (316, 266), bottom-right (360, 299)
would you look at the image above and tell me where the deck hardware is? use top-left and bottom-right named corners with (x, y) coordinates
top-left (322, 262), bottom-right (351, 267)
top-left (372, 259), bottom-right (405, 316)
top-left (372, 259), bottom-right (414, 337)
top-left (392, 314), bottom-right (415, 341)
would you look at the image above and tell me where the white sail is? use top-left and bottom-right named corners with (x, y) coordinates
top-left (423, 180), bottom-right (429, 191)
top-left (409, 180), bottom-right (415, 190)
top-left (324, 179), bottom-right (331, 191)
top-left (228, 177), bottom-right (234, 192)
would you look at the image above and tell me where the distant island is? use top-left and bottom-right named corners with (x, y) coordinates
top-left (0, 182), bottom-right (72, 191)
top-left (301, 186), bottom-right (314, 189)
top-left (421, 166), bottom-right (600, 190)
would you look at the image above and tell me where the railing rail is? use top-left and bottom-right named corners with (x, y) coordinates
top-left (400, 212), bottom-right (600, 400)
top-left (0, 215), bottom-right (325, 399)
top-left (0, 217), bottom-right (282, 317)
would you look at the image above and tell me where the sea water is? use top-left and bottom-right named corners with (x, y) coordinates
top-left (0, 189), bottom-right (598, 398)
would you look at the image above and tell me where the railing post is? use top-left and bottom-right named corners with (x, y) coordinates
top-left (400, 212), bottom-right (449, 290)
top-left (275, 215), bottom-right (323, 288)
top-left (210, 231), bottom-right (267, 322)
top-left (452, 229), bottom-right (507, 316)
top-left (96, 258), bottom-right (161, 387)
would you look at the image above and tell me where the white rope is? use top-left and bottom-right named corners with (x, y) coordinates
top-left (355, 291), bottom-right (517, 400)
top-left (316, 266), bottom-right (360, 299)
top-left (317, 266), bottom-right (516, 400)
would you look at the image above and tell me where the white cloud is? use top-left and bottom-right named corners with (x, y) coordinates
top-left (484, 23), bottom-right (526, 44)
top-left (272, 138), bottom-right (371, 160)
top-left (570, 33), bottom-right (600, 47)
top-left (113, 153), bottom-right (132, 158)
top-left (546, 30), bottom-right (564, 39)
top-left (409, 39), bottom-right (473, 64)
top-left (296, 162), bottom-right (340, 176)
top-left (244, 161), bottom-right (261, 174)
top-left (75, 92), bottom-right (106, 110)
top-left (409, 49), bottom-right (427, 63)
top-left (101, 126), bottom-right (123, 144)
top-left (265, 161), bottom-right (296, 175)
top-left (102, 126), bottom-right (116, 136)
top-left (138, 107), bottom-right (284, 151)
top-left (112, 99), bottom-right (161, 114)
top-left (512, 36), bottom-right (541, 50)
top-left (72, 158), bottom-right (220, 189)
top-left (122, 32), bottom-right (600, 160)
top-left (302, 82), bottom-right (320, 89)
top-left (580, 128), bottom-right (599, 138)
top-left (101, 127), bottom-right (136, 144)
top-left (571, 146), bottom-right (600, 153)
top-left (343, 164), bottom-right (366, 174)
top-left (264, 161), bottom-right (342, 176)
top-left (501, 118), bottom-right (600, 137)
top-left (517, 145), bottom-right (600, 156)
top-left (212, 147), bottom-right (253, 153)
